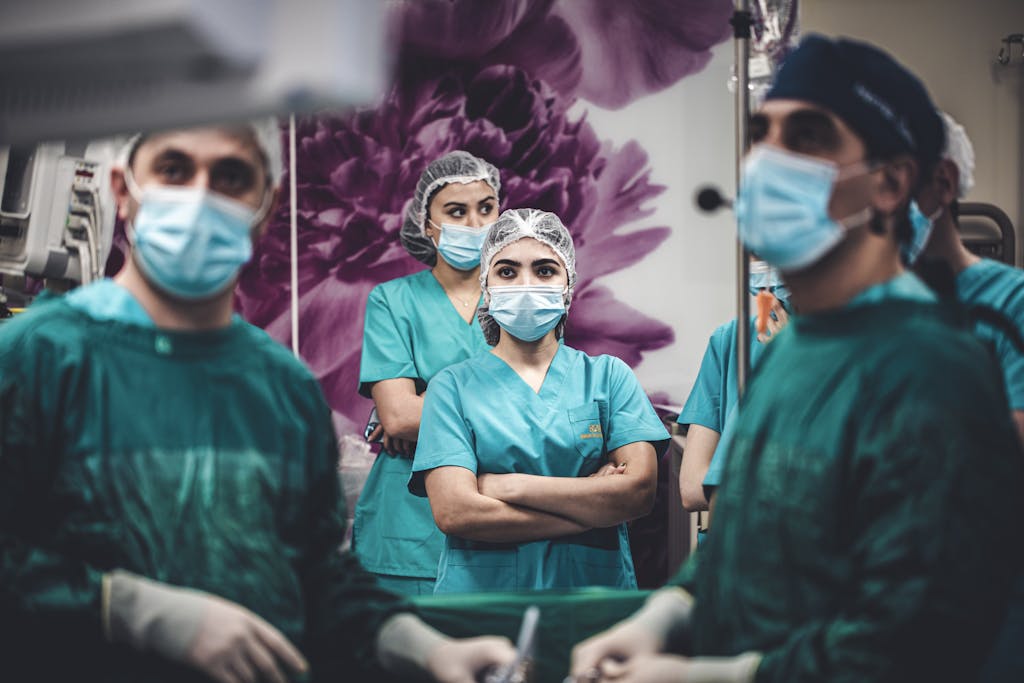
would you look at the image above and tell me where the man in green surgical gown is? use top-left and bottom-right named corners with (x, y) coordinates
top-left (570, 35), bottom-right (1024, 683)
top-left (0, 123), bottom-right (513, 683)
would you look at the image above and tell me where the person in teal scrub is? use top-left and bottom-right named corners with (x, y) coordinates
top-left (677, 259), bottom-right (789, 515)
top-left (411, 208), bottom-right (669, 594)
top-left (907, 112), bottom-right (1024, 683)
top-left (571, 35), bottom-right (1024, 683)
top-left (354, 151), bottom-right (501, 595)
top-left (0, 123), bottom-right (516, 683)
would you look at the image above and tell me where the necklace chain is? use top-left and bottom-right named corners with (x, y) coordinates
top-left (447, 288), bottom-right (477, 308)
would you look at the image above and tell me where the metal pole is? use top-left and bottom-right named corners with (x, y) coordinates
top-left (732, 1), bottom-right (752, 395)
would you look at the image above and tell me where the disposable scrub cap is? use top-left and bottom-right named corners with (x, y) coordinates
top-left (116, 117), bottom-right (285, 189)
top-left (940, 112), bottom-right (975, 199)
top-left (399, 150), bottom-right (502, 265)
top-left (478, 208), bottom-right (577, 345)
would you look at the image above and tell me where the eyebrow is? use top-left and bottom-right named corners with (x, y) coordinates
top-left (493, 258), bottom-right (561, 267)
top-left (443, 195), bottom-right (497, 208)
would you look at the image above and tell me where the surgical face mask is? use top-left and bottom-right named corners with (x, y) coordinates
top-left (127, 175), bottom-right (263, 300)
top-left (431, 220), bottom-right (492, 271)
top-left (736, 146), bottom-right (874, 272)
top-left (487, 284), bottom-right (566, 342)
top-left (901, 201), bottom-right (943, 265)
top-left (748, 260), bottom-right (790, 304)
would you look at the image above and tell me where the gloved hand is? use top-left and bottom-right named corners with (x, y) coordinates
top-left (427, 636), bottom-right (519, 683)
top-left (377, 613), bottom-right (516, 683)
top-left (103, 570), bottom-right (308, 683)
top-left (592, 652), bottom-right (761, 683)
top-left (570, 588), bottom-right (694, 679)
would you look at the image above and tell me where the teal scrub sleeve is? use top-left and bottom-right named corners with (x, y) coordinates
top-left (677, 334), bottom-right (724, 432)
top-left (408, 369), bottom-right (478, 496)
top-left (0, 316), bottom-right (107, 643)
top-left (359, 285), bottom-right (418, 398)
top-left (300, 397), bottom-right (411, 679)
top-left (605, 357), bottom-right (670, 454)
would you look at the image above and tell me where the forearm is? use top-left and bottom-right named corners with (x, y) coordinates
top-left (432, 490), bottom-right (590, 543)
top-left (371, 380), bottom-right (424, 441)
top-left (484, 471), bottom-right (655, 528)
top-left (680, 425), bottom-right (719, 512)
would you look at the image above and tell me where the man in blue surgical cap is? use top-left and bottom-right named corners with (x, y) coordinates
top-left (0, 122), bottom-right (515, 683)
top-left (571, 35), bottom-right (1024, 683)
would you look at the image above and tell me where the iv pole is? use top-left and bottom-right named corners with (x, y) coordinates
top-left (732, 0), bottom-right (753, 395)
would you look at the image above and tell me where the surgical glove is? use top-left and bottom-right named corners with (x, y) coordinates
top-left (594, 653), bottom-right (761, 683)
top-left (376, 613), bottom-right (516, 682)
top-left (570, 588), bottom-right (694, 678)
top-left (103, 570), bottom-right (308, 683)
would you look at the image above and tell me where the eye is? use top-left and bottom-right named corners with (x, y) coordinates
top-left (496, 266), bottom-right (516, 278)
top-left (211, 159), bottom-right (257, 197)
top-left (782, 111), bottom-right (840, 154)
top-left (154, 160), bottom-right (192, 184)
top-left (536, 265), bottom-right (557, 277)
top-left (479, 202), bottom-right (495, 215)
top-left (446, 206), bottom-right (467, 219)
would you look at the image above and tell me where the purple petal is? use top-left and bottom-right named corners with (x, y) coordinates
top-left (552, 0), bottom-right (732, 109)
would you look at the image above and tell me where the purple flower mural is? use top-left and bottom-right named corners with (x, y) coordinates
top-left (231, 0), bottom-right (731, 438)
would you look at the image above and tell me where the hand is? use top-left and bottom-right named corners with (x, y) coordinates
top-left (105, 571), bottom-right (308, 683)
top-left (756, 296), bottom-right (789, 343)
top-left (589, 462), bottom-right (627, 477)
top-left (571, 589), bottom-right (693, 680)
top-left (571, 619), bottom-right (664, 681)
top-left (477, 472), bottom-right (521, 502)
top-left (383, 431), bottom-right (417, 458)
top-left (425, 636), bottom-right (517, 683)
top-left (593, 653), bottom-right (689, 682)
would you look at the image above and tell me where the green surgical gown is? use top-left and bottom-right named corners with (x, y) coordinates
top-left (675, 298), bottom-right (1024, 683)
top-left (411, 345), bottom-right (669, 593)
top-left (355, 270), bottom-right (489, 582)
top-left (0, 285), bottom-right (405, 683)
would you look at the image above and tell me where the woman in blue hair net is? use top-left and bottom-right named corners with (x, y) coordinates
top-left (410, 208), bottom-right (669, 594)
top-left (354, 151), bottom-right (500, 595)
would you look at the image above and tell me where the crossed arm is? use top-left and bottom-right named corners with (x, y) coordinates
top-left (423, 441), bottom-right (658, 543)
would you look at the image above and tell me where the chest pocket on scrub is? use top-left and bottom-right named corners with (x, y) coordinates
top-left (567, 401), bottom-right (608, 460)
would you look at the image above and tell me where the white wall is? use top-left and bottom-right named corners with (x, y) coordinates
top-left (573, 42), bottom-right (738, 409)
top-left (802, 0), bottom-right (1024, 261)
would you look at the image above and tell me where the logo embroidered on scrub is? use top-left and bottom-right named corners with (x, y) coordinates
top-left (580, 424), bottom-right (603, 439)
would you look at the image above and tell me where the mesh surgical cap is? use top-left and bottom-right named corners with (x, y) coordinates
top-left (478, 208), bottom-right (577, 345)
top-left (940, 112), bottom-right (975, 199)
top-left (117, 117), bottom-right (284, 189)
top-left (399, 150), bottom-right (501, 265)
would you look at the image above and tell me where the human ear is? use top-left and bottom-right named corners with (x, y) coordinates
top-left (110, 167), bottom-right (135, 222)
top-left (873, 156), bottom-right (917, 216)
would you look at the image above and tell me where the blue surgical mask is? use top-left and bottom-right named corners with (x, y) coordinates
top-left (487, 284), bottom-right (566, 342)
top-left (432, 220), bottom-right (492, 271)
top-left (736, 146), bottom-right (873, 272)
top-left (902, 201), bottom-right (942, 265)
top-left (129, 184), bottom-right (260, 300)
top-left (748, 260), bottom-right (790, 304)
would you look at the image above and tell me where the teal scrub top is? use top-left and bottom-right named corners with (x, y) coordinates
top-left (673, 297), bottom-right (1024, 683)
top-left (957, 258), bottom-right (1024, 410)
top-left (705, 272), bottom-right (936, 489)
top-left (0, 282), bottom-right (406, 682)
top-left (354, 269), bottom-right (489, 579)
top-left (410, 344), bottom-right (669, 593)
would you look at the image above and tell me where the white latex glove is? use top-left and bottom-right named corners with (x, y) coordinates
top-left (377, 613), bottom-right (516, 682)
top-left (570, 588), bottom-right (694, 679)
top-left (103, 570), bottom-right (308, 683)
top-left (596, 652), bottom-right (761, 683)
